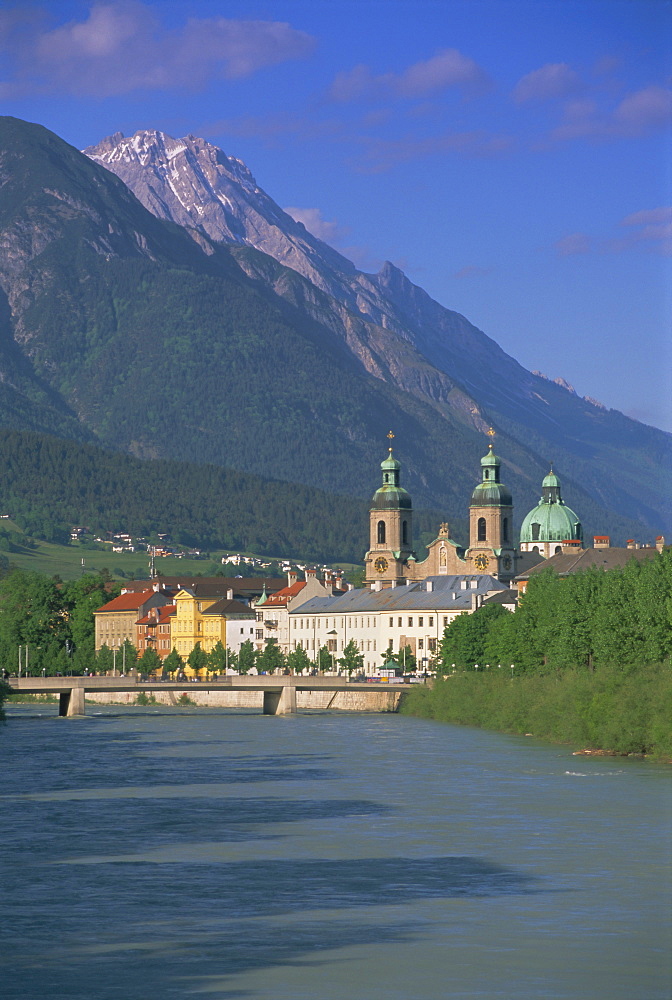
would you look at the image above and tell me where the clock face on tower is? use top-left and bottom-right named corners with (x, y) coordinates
top-left (374, 556), bottom-right (389, 573)
top-left (474, 553), bottom-right (489, 571)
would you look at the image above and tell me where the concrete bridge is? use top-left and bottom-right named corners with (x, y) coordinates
top-left (9, 675), bottom-right (410, 716)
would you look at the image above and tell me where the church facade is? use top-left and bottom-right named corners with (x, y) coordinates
top-left (364, 430), bottom-right (518, 587)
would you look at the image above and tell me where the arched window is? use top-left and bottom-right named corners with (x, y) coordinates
top-left (477, 517), bottom-right (486, 542)
top-left (502, 517), bottom-right (509, 542)
top-left (484, 469), bottom-right (489, 480)
top-left (384, 473), bottom-right (389, 484)
top-left (377, 520), bottom-right (386, 544)
top-left (402, 520), bottom-right (408, 545)
top-left (554, 545), bottom-right (562, 555)
top-left (531, 522), bottom-right (540, 541)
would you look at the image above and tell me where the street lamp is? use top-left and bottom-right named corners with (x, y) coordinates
top-left (327, 630), bottom-right (337, 675)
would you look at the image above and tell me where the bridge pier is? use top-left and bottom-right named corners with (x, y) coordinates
top-left (263, 685), bottom-right (297, 715)
top-left (59, 687), bottom-right (85, 717)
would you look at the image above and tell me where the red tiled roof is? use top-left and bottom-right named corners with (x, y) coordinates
top-left (95, 590), bottom-right (158, 613)
top-left (262, 581), bottom-right (306, 606)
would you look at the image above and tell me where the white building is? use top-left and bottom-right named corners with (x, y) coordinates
top-left (288, 575), bottom-right (508, 673)
top-left (251, 570), bottom-right (349, 655)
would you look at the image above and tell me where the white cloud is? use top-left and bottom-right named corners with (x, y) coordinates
top-left (550, 85), bottom-right (672, 142)
top-left (513, 63), bottom-right (583, 104)
top-left (553, 233), bottom-right (592, 256)
top-left (283, 206), bottom-right (348, 244)
top-left (619, 206), bottom-right (672, 255)
top-left (329, 48), bottom-right (491, 102)
top-left (1, 1), bottom-right (316, 97)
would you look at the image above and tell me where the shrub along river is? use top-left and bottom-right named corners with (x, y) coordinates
top-left (2, 703), bottom-right (670, 999)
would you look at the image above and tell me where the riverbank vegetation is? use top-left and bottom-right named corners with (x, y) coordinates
top-left (401, 663), bottom-right (672, 758)
top-left (402, 551), bottom-right (672, 758)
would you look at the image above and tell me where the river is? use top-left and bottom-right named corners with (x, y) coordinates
top-left (2, 703), bottom-right (670, 999)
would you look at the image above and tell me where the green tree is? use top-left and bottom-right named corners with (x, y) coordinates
top-left (316, 645), bottom-right (333, 673)
top-left (164, 648), bottom-right (183, 677)
top-left (187, 641), bottom-right (208, 677)
top-left (437, 604), bottom-right (508, 674)
top-left (138, 647), bottom-right (161, 676)
top-left (62, 574), bottom-right (118, 661)
top-left (258, 638), bottom-right (286, 674)
top-left (397, 644), bottom-right (417, 674)
top-left (96, 644), bottom-right (114, 674)
top-left (287, 645), bottom-right (310, 674)
top-left (120, 639), bottom-right (137, 674)
top-left (207, 640), bottom-right (233, 675)
top-left (338, 638), bottom-right (364, 676)
top-left (0, 569), bottom-right (67, 671)
top-left (238, 639), bottom-right (256, 675)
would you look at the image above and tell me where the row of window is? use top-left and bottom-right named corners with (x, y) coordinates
top-left (293, 614), bottom-right (452, 631)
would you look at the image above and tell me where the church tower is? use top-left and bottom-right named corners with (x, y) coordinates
top-left (465, 429), bottom-right (516, 583)
top-left (364, 433), bottom-right (415, 587)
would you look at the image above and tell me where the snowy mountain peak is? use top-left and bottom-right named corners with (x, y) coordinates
top-left (83, 129), bottom-right (353, 286)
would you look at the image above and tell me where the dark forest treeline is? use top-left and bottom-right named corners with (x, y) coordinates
top-left (0, 428), bottom-right (452, 563)
top-left (402, 551), bottom-right (672, 757)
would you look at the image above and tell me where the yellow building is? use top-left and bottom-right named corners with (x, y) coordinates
top-left (171, 584), bottom-right (254, 662)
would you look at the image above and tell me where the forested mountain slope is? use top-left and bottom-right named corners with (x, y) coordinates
top-left (85, 128), bottom-right (672, 536)
top-left (0, 117), bottom-right (666, 544)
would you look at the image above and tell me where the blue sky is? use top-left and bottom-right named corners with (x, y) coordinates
top-left (1, 0), bottom-right (671, 431)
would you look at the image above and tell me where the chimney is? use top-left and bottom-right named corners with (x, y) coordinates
top-left (656, 535), bottom-right (665, 552)
top-left (426, 580), bottom-right (433, 592)
top-left (471, 594), bottom-right (483, 611)
top-left (306, 567), bottom-right (317, 579)
top-left (287, 570), bottom-right (298, 586)
top-left (390, 580), bottom-right (397, 589)
top-left (227, 588), bottom-right (233, 601)
top-left (593, 536), bottom-right (611, 549)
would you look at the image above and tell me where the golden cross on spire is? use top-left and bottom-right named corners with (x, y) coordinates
top-left (487, 426), bottom-right (496, 449)
top-left (387, 430), bottom-right (395, 453)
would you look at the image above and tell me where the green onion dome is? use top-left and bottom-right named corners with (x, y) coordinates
top-left (371, 447), bottom-right (412, 510)
top-left (520, 468), bottom-right (582, 544)
top-left (470, 443), bottom-right (512, 506)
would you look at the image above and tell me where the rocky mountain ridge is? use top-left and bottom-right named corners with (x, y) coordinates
top-left (0, 116), bottom-right (666, 546)
top-left (84, 128), bottom-right (672, 534)
top-left (84, 131), bottom-right (616, 436)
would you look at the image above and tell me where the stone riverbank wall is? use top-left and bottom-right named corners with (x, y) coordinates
top-left (85, 689), bottom-right (403, 712)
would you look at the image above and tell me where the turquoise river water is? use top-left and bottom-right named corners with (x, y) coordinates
top-left (1, 703), bottom-right (670, 999)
